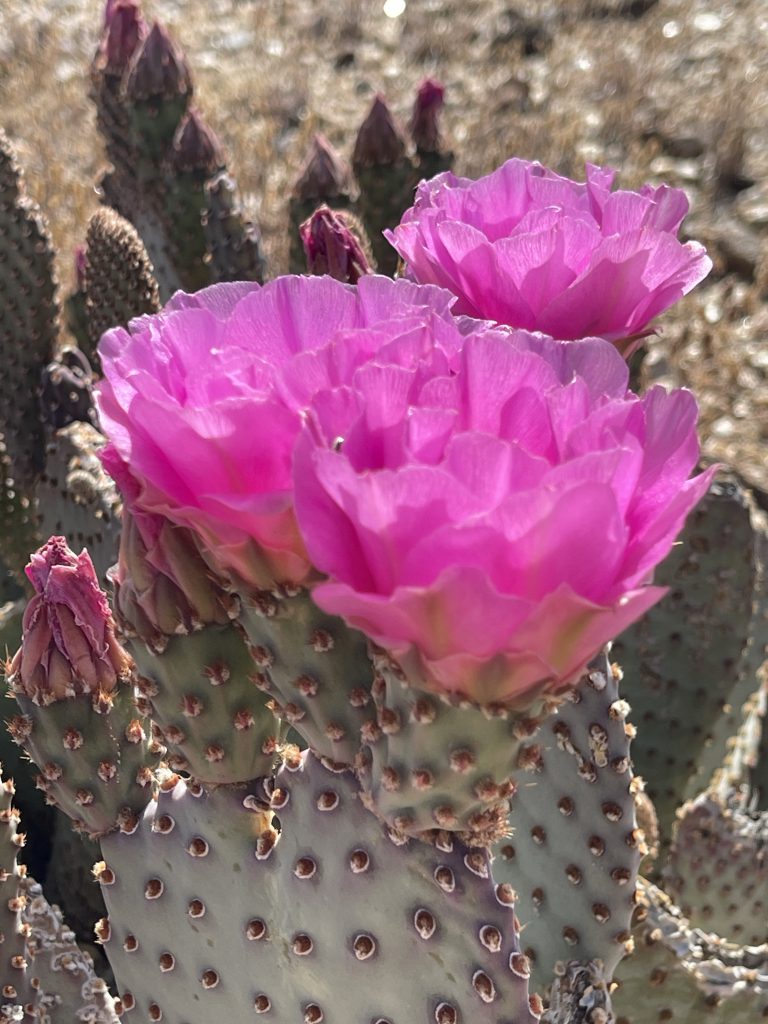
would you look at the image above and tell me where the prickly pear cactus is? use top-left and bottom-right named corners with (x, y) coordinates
top-left (612, 881), bottom-right (768, 1023)
top-left (202, 172), bottom-right (266, 285)
top-left (662, 788), bottom-right (768, 946)
top-left (360, 648), bottom-right (548, 843)
top-left (130, 624), bottom-right (284, 786)
top-left (613, 475), bottom-right (767, 851)
top-left (98, 753), bottom-right (541, 1024)
top-left (83, 208), bottom-right (160, 369)
top-left (0, 130), bottom-right (59, 577)
top-left (36, 423), bottom-right (122, 587)
top-left (0, 130), bottom-right (59, 486)
top-left (493, 652), bottom-right (640, 993)
top-left (0, 769), bottom-right (34, 1019)
top-left (239, 589), bottom-right (377, 768)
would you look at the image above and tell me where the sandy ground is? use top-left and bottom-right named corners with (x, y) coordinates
top-left (2, 0), bottom-right (768, 489)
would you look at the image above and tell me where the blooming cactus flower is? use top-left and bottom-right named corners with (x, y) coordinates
top-left (8, 537), bottom-right (131, 703)
top-left (293, 328), bottom-right (716, 705)
top-left (97, 275), bottom-right (464, 589)
top-left (385, 159), bottom-right (711, 350)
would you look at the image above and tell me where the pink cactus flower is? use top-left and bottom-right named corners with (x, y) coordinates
top-left (385, 160), bottom-right (711, 351)
top-left (293, 327), bottom-right (715, 706)
top-left (8, 537), bottom-right (131, 703)
top-left (97, 276), bottom-right (462, 590)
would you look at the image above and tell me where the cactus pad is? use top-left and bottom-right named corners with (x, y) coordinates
top-left (360, 649), bottom-right (550, 844)
top-left (493, 652), bottom-right (640, 992)
top-left (239, 590), bottom-right (376, 768)
top-left (99, 752), bottom-right (540, 1023)
top-left (612, 881), bottom-right (768, 1023)
top-left (84, 208), bottom-right (160, 370)
top-left (128, 623), bottom-right (283, 787)
top-left (662, 788), bottom-right (768, 945)
top-left (37, 422), bottom-right (122, 588)
top-left (613, 476), bottom-right (765, 849)
top-left (7, 685), bottom-right (158, 839)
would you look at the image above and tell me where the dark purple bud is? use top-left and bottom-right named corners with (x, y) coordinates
top-left (171, 108), bottom-right (224, 175)
top-left (99, 0), bottom-right (147, 75)
top-left (410, 78), bottom-right (445, 154)
top-left (352, 94), bottom-right (407, 169)
top-left (73, 245), bottom-right (87, 292)
top-left (125, 21), bottom-right (192, 102)
top-left (9, 538), bottom-right (131, 704)
top-left (292, 134), bottom-right (351, 202)
top-left (300, 206), bottom-right (373, 284)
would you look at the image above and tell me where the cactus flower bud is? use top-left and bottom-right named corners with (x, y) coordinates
top-left (409, 78), bottom-right (445, 154)
top-left (125, 21), bottom-right (191, 102)
top-left (103, 448), bottom-right (235, 643)
top-left (352, 94), bottom-right (407, 169)
top-left (300, 206), bottom-right (373, 284)
top-left (171, 108), bottom-right (224, 175)
top-left (96, 0), bottom-right (147, 75)
top-left (73, 245), bottom-right (87, 292)
top-left (292, 134), bottom-right (351, 202)
top-left (8, 538), bottom-right (131, 704)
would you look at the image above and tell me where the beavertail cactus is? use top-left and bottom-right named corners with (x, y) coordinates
top-left (97, 752), bottom-right (540, 1023)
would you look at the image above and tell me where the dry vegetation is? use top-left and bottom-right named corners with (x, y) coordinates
top-left (2, 0), bottom-right (768, 489)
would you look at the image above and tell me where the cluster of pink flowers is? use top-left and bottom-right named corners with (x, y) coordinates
top-left (97, 158), bottom-right (713, 705)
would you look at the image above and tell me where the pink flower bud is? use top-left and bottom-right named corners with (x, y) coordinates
top-left (409, 78), bottom-right (445, 154)
top-left (104, 448), bottom-right (236, 642)
top-left (352, 95), bottom-right (407, 169)
top-left (8, 538), bottom-right (131, 703)
top-left (73, 245), bottom-right (87, 292)
top-left (292, 134), bottom-right (351, 202)
top-left (125, 20), bottom-right (191, 102)
top-left (98, 0), bottom-right (147, 75)
top-left (171, 108), bottom-right (224, 175)
top-left (300, 206), bottom-right (372, 284)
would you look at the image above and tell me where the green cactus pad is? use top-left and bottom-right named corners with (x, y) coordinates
top-left (239, 589), bottom-right (376, 768)
top-left (97, 167), bottom-right (184, 303)
top-left (128, 623), bottom-right (283, 787)
top-left (612, 881), bottom-right (768, 1023)
top-left (493, 651), bottom-right (640, 993)
top-left (0, 130), bottom-right (59, 489)
top-left (202, 172), bottom-right (266, 284)
top-left (99, 752), bottom-right (540, 1024)
top-left (7, 685), bottom-right (158, 838)
top-left (84, 208), bottom-right (160, 370)
top-left (0, 770), bottom-right (34, 1018)
top-left (613, 476), bottom-right (764, 851)
top-left (662, 789), bottom-right (768, 946)
top-left (21, 877), bottom-right (119, 1023)
top-left (360, 649), bottom-right (550, 844)
top-left (36, 422), bottom-right (122, 588)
